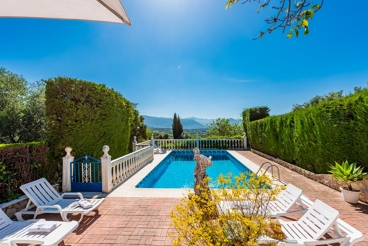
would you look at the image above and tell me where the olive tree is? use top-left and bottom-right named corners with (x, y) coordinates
top-left (0, 68), bottom-right (47, 143)
top-left (206, 118), bottom-right (243, 137)
top-left (226, 0), bottom-right (323, 39)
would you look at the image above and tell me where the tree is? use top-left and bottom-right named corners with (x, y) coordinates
top-left (0, 68), bottom-right (47, 143)
top-left (130, 104), bottom-right (147, 145)
top-left (206, 118), bottom-right (243, 137)
top-left (292, 90), bottom-right (344, 111)
top-left (226, 0), bottom-right (323, 39)
top-left (172, 113), bottom-right (183, 139)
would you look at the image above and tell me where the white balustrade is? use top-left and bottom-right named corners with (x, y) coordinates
top-left (132, 140), bottom-right (151, 151)
top-left (110, 145), bottom-right (154, 189)
top-left (155, 138), bottom-right (244, 150)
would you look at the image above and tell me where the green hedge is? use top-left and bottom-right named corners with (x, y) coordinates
top-left (0, 142), bottom-right (47, 203)
top-left (246, 91), bottom-right (368, 173)
top-left (45, 77), bottom-right (133, 182)
top-left (242, 106), bottom-right (270, 147)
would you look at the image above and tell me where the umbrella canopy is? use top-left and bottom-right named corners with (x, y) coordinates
top-left (0, 0), bottom-right (131, 26)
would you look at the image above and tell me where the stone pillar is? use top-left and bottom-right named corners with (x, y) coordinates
top-left (101, 145), bottom-right (112, 193)
top-left (62, 147), bottom-right (74, 192)
top-left (132, 136), bottom-right (137, 152)
top-left (243, 132), bottom-right (248, 150)
top-left (196, 133), bottom-right (199, 148)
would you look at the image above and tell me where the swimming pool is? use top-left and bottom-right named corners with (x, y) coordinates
top-left (135, 150), bottom-right (252, 188)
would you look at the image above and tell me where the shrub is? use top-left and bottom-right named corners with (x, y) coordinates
top-left (329, 161), bottom-right (366, 191)
top-left (0, 142), bottom-right (46, 203)
top-left (169, 172), bottom-right (282, 246)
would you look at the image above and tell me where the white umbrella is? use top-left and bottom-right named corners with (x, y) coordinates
top-left (0, 0), bottom-right (131, 26)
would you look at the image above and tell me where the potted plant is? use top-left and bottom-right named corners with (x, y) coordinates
top-left (329, 161), bottom-right (366, 204)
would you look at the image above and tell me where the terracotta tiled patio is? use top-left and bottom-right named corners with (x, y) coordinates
top-left (28, 151), bottom-right (368, 246)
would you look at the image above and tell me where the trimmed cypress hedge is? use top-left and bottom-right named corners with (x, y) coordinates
top-left (246, 90), bottom-right (368, 173)
top-left (242, 106), bottom-right (270, 148)
top-left (45, 77), bottom-right (133, 182)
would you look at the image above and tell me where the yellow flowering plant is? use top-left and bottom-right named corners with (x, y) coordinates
top-left (169, 172), bottom-right (283, 246)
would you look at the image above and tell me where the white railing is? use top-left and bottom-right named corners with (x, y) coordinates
top-left (155, 139), bottom-right (197, 150)
top-left (155, 138), bottom-right (245, 150)
top-left (198, 139), bottom-right (244, 150)
top-left (133, 139), bottom-right (151, 151)
top-left (62, 145), bottom-right (154, 193)
top-left (110, 145), bottom-right (154, 189)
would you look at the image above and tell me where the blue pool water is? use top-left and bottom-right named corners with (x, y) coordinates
top-left (135, 150), bottom-right (252, 188)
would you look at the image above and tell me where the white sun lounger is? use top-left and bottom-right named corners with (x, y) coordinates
top-left (219, 183), bottom-right (306, 218)
top-left (261, 199), bottom-right (364, 246)
top-left (17, 178), bottom-right (104, 222)
top-left (0, 209), bottom-right (78, 246)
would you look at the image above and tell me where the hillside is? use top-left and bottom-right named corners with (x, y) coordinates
top-left (142, 116), bottom-right (207, 129)
top-left (142, 115), bottom-right (241, 129)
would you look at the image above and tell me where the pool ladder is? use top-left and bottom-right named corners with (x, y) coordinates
top-left (256, 162), bottom-right (285, 184)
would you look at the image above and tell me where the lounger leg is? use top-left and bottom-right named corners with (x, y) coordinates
top-left (77, 214), bottom-right (84, 223)
top-left (62, 212), bottom-right (84, 223)
top-left (61, 212), bottom-right (71, 222)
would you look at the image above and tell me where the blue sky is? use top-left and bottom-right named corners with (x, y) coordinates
top-left (1, 0), bottom-right (368, 119)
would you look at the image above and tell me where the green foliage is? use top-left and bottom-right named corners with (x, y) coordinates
top-left (242, 106), bottom-right (270, 146)
top-left (45, 77), bottom-right (134, 182)
top-left (172, 113), bottom-right (184, 139)
top-left (129, 106), bottom-right (147, 151)
top-left (247, 90), bottom-right (368, 173)
top-left (226, 0), bottom-right (323, 39)
top-left (292, 90), bottom-right (344, 111)
top-left (0, 142), bottom-right (47, 203)
top-left (329, 161), bottom-right (366, 191)
top-left (205, 118), bottom-right (243, 137)
top-left (169, 173), bottom-right (281, 246)
top-left (0, 68), bottom-right (47, 143)
top-left (287, 4), bottom-right (321, 38)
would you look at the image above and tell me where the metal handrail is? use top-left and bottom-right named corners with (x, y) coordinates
top-left (256, 162), bottom-right (283, 183)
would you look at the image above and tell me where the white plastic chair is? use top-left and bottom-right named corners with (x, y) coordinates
top-left (17, 178), bottom-right (104, 222)
top-left (0, 209), bottom-right (78, 246)
top-left (219, 183), bottom-right (306, 217)
top-left (263, 199), bottom-right (364, 246)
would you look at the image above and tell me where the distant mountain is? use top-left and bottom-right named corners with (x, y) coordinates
top-left (229, 118), bottom-right (241, 124)
top-left (142, 115), bottom-right (241, 130)
top-left (187, 117), bottom-right (213, 126)
top-left (142, 115), bottom-right (207, 129)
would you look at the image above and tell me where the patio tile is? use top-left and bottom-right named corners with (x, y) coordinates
top-left (237, 150), bottom-right (368, 246)
top-left (17, 150), bottom-right (368, 246)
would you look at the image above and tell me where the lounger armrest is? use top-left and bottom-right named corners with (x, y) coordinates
top-left (303, 237), bottom-right (347, 245)
top-left (15, 210), bottom-right (36, 221)
top-left (61, 192), bottom-right (84, 199)
top-left (35, 205), bottom-right (63, 213)
top-left (0, 239), bottom-right (10, 246)
top-left (335, 219), bottom-right (364, 245)
top-left (273, 209), bottom-right (308, 218)
top-left (7, 239), bottom-right (44, 245)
